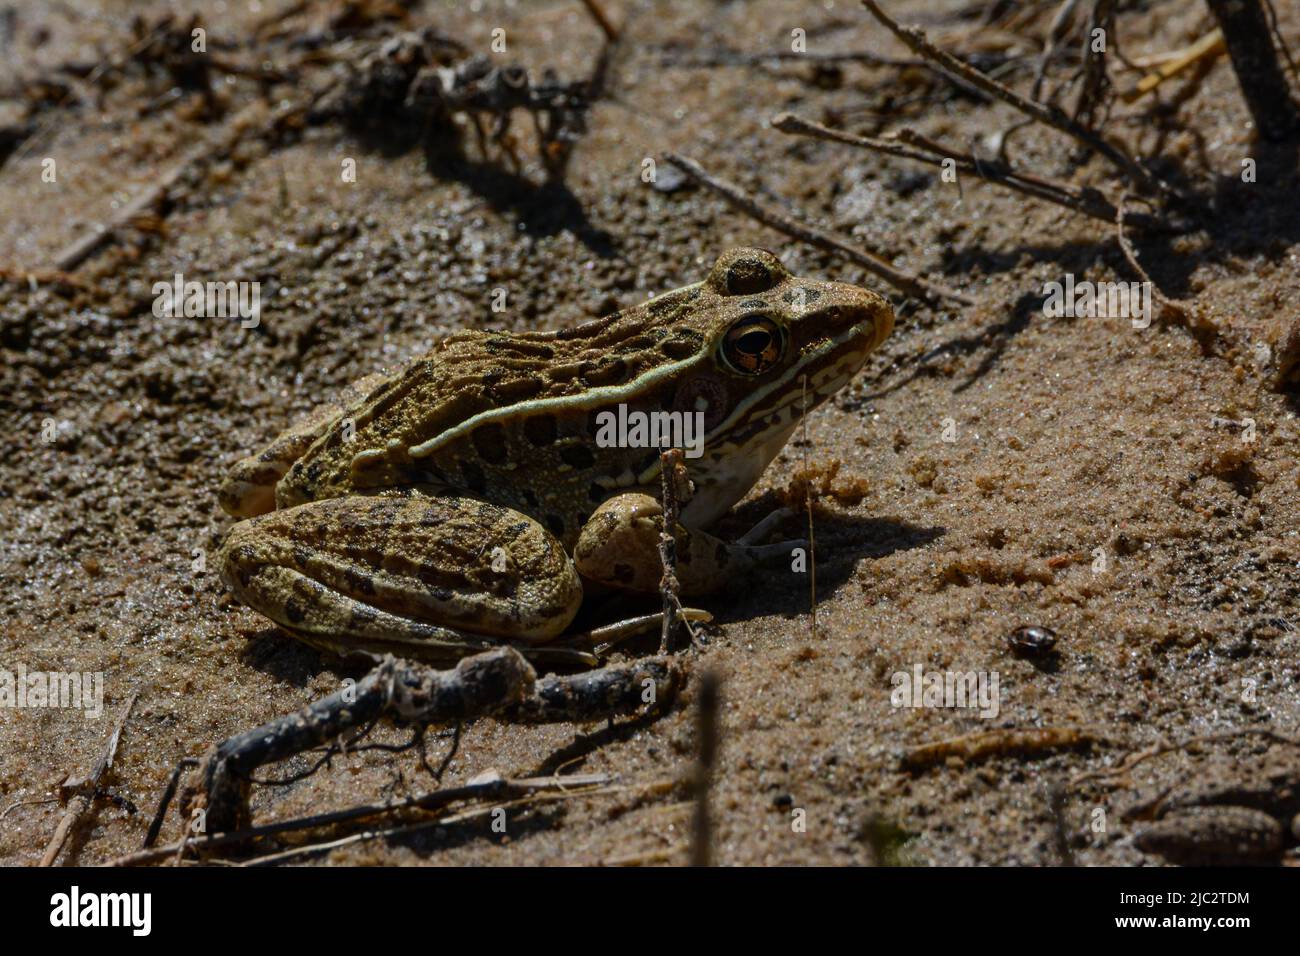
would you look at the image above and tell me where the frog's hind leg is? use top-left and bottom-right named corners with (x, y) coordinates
top-left (218, 371), bottom-right (391, 519)
top-left (218, 493), bottom-right (588, 666)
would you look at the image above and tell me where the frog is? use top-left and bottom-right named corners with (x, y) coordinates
top-left (216, 248), bottom-right (893, 666)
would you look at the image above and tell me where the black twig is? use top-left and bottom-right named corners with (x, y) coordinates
top-left (861, 0), bottom-right (1160, 193)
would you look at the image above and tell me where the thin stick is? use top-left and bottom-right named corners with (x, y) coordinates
top-left (579, 0), bottom-right (619, 42)
top-left (1048, 783), bottom-right (1076, 866)
top-left (1116, 195), bottom-right (1192, 317)
top-left (40, 691), bottom-right (138, 866)
top-left (1120, 29), bottom-right (1226, 103)
top-left (658, 448), bottom-right (685, 654)
top-left (143, 757), bottom-right (198, 848)
top-left (1073, 0), bottom-right (1115, 127)
top-left (690, 671), bottom-right (720, 867)
top-left (108, 773), bottom-right (611, 867)
top-left (773, 112), bottom-right (1140, 228)
top-left (1206, 0), bottom-right (1298, 141)
top-left (660, 49), bottom-right (927, 69)
top-left (860, 0), bottom-right (1158, 193)
top-left (800, 375), bottom-right (817, 643)
top-left (1031, 0), bottom-right (1083, 102)
top-left (240, 785), bottom-right (613, 867)
top-left (664, 153), bottom-right (973, 307)
top-left (50, 98), bottom-right (309, 271)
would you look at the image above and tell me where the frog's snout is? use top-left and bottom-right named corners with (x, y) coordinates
top-left (816, 282), bottom-right (894, 351)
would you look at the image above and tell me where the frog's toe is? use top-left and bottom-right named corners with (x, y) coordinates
top-left (218, 455), bottom-right (289, 518)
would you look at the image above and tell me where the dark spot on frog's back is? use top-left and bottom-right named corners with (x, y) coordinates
top-left (616, 335), bottom-right (654, 354)
top-left (344, 567), bottom-right (376, 596)
top-left (650, 288), bottom-right (698, 315)
top-left (524, 415), bottom-right (557, 447)
top-left (580, 358), bottom-right (628, 387)
top-left (486, 375), bottom-right (544, 404)
top-left (460, 460), bottom-right (487, 494)
top-left (560, 444), bottom-right (596, 469)
top-left (661, 334), bottom-right (701, 360)
top-left (487, 337), bottom-right (554, 360)
top-left (283, 599), bottom-right (306, 625)
top-left (473, 499), bottom-right (506, 524)
top-left (471, 423), bottom-right (509, 465)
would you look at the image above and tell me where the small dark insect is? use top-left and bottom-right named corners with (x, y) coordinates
top-left (1008, 625), bottom-right (1058, 657)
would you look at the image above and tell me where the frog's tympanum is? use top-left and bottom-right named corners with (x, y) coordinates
top-left (217, 249), bottom-right (893, 663)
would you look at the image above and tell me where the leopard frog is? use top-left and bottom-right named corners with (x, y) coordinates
top-left (217, 248), bottom-right (893, 664)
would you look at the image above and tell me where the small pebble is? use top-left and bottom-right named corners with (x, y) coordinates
top-left (651, 164), bottom-right (687, 193)
top-left (1008, 625), bottom-right (1058, 657)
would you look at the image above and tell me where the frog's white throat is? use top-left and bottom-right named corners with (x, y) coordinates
top-left (679, 420), bottom-right (800, 528)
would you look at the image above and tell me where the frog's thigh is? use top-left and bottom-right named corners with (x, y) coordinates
top-left (573, 493), bottom-right (757, 596)
top-left (218, 371), bottom-right (392, 519)
top-left (219, 494), bottom-right (583, 658)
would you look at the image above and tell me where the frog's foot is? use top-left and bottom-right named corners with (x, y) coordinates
top-left (218, 371), bottom-right (392, 519)
top-left (218, 493), bottom-right (587, 666)
top-left (572, 493), bottom-right (803, 595)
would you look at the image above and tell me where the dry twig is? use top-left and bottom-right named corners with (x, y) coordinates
top-left (114, 771), bottom-right (612, 866)
top-left (901, 726), bottom-right (1101, 771)
top-left (40, 691), bottom-right (138, 866)
top-left (861, 0), bottom-right (1159, 193)
top-left (664, 152), bottom-right (973, 307)
top-left (772, 112), bottom-right (1148, 227)
top-left (1115, 194), bottom-right (1194, 318)
top-left (658, 448), bottom-right (686, 654)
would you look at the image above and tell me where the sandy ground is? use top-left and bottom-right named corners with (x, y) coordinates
top-left (2, 0), bottom-right (1299, 866)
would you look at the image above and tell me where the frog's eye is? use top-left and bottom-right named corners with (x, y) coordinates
top-left (720, 316), bottom-right (784, 375)
top-left (724, 257), bottom-right (779, 295)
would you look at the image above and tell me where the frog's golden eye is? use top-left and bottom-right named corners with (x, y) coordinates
top-left (720, 316), bottom-right (784, 375)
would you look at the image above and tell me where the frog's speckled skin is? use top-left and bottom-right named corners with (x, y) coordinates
top-left (217, 249), bottom-right (893, 662)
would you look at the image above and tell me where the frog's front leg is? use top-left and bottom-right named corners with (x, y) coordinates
top-left (218, 493), bottom-right (586, 665)
top-left (573, 493), bottom-right (802, 595)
